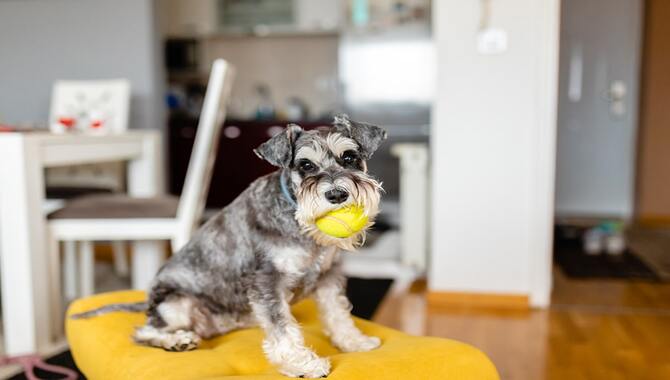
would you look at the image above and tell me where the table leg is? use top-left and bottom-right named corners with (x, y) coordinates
top-left (127, 132), bottom-right (165, 291)
top-left (131, 241), bottom-right (165, 291)
top-left (0, 136), bottom-right (52, 355)
top-left (127, 131), bottom-right (164, 197)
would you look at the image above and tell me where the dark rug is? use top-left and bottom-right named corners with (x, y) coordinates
top-left (9, 350), bottom-right (84, 380)
top-left (10, 278), bottom-right (393, 379)
top-left (346, 277), bottom-right (394, 319)
top-left (554, 226), bottom-right (660, 281)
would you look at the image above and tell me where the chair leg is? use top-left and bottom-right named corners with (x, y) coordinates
top-left (79, 241), bottom-right (95, 296)
top-left (47, 231), bottom-right (63, 340)
top-left (131, 241), bottom-right (165, 291)
top-left (62, 240), bottom-right (78, 301)
top-left (112, 241), bottom-right (130, 277)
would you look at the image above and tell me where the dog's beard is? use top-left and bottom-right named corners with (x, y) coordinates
top-left (294, 172), bottom-right (382, 251)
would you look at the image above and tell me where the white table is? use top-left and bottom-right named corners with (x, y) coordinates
top-left (0, 131), bottom-right (163, 355)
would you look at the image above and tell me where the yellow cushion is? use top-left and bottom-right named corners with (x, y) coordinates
top-left (66, 291), bottom-right (499, 380)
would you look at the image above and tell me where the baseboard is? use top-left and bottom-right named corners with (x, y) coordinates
top-left (426, 291), bottom-right (529, 310)
top-left (636, 215), bottom-right (670, 228)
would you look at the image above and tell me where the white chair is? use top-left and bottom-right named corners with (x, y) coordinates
top-left (47, 79), bottom-right (133, 295)
top-left (47, 78), bottom-right (131, 196)
top-left (49, 79), bottom-right (131, 134)
top-left (342, 144), bottom-right (429, 295)
top-left (48, 60), bottom-right (234, 313)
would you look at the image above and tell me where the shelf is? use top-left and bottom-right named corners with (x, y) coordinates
top-left (166, 26), bottom-right (340, 40)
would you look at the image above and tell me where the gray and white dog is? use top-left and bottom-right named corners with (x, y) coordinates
top-left (74, 115), bottom-right (387, 378)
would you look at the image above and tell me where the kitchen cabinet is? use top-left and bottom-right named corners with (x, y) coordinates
top-left (168, 115), bottom-right (328, 208)
top-left (160, 0), bottom-right (343, 38)
top-left (161, 0), bottom-right (218, 37)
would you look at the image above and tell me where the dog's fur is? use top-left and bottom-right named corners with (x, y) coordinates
top-left (73, 115), bottom-right (386, 378)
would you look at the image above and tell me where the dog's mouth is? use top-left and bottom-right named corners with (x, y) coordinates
top-left (296, 197), bottom-right (380, 250)
top-left (291, 171), bottom-right (383, 249)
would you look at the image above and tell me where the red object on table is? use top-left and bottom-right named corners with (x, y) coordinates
top-left (58, 117), bottom-right (76, 129)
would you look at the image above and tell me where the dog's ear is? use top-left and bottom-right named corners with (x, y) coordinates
top-left (254, 124), bottom-right (303, 168)
top-left (332, 114), bottom-right (387, 159)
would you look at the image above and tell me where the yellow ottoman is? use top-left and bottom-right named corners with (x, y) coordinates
top-left (66, 291), bottom-right (499, 380)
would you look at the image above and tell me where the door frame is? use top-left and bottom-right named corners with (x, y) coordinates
top-left (530, 0), bottom-right (561, 308)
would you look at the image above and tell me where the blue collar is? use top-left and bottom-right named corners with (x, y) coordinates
top-left (280, 170), bottom-right (298, 208)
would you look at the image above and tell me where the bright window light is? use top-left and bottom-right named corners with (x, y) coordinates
top-left (340, 39), bottom-right (436, 104)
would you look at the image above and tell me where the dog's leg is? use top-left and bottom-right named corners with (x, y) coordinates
top-left (315, 270), bottom-right (381, 353)
top-left (134, 326), bottom-right (201, 352)
top-left (251, 274), bottom-right (330, 378)
top-left (133, 297), bottom-right (202, 352)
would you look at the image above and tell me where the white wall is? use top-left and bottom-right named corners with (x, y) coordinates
top-left (430, 0), bottom-right (560, 307)
top-left (0, 0), bottom-right (164, 131)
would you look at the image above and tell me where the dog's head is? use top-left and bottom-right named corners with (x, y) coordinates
top-left (254, 115), bottom-right (387, 250)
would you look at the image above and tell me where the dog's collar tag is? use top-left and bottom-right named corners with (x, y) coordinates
top-left (280, 170), bottom-right (298, 209)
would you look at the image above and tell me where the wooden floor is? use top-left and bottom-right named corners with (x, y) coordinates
top-left (373, 270), bottom-right (670, 380)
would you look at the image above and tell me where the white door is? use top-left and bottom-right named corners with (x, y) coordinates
top-left (555, 0), bottom-right (642, 220)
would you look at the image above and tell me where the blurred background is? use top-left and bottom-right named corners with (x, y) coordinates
top-left (0, 0), bottom-right (669, 379)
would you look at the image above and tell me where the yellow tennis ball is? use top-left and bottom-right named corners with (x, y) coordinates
top-left (315, 205), bottom-right (369, 238)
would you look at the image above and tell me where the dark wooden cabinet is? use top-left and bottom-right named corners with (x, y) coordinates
top-left (168, 115), bottom-right (328, 209)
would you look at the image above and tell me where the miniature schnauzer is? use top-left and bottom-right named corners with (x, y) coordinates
top-left (74, 115), bottom-right (387, 378)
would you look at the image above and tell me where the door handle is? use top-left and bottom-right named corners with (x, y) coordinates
top-left (607, 80), bottom-right (627, 117)
top-left (608, 80), bottom-right (627, 102)
top-left (568, 43), bottom-right (583, 102)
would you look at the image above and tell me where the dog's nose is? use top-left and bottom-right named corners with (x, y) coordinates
top-left (325, 188), bottom-right (349, 204)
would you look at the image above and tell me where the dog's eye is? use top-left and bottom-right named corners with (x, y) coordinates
top-left (298, 159), bottom-right (317, 173)
top-left (341, 150), bottom-right (358, 165)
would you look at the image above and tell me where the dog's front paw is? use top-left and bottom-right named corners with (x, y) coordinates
top-left (277, 350), bottom-right (331, 378)
top-left (164, 329), bottom-right (201, 352)
top-left (334, 334), bottom-right (381, 353)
